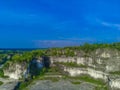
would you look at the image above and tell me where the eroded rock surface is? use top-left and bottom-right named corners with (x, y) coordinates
top-left (28, 80), bottom-right (95, 90)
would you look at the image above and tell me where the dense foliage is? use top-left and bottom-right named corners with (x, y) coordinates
top-left (0, 42), bottom-right (120, 64)
top-left (47, 42), bottom-right (120, 56)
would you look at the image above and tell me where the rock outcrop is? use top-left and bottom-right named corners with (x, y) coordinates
top-left (2, 48), bottom-right (120, 89)
top-left (49, 49), bottom-right (120, 89)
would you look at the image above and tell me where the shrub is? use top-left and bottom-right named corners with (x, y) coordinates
top-left (0, 69), bottom-right (4, 77)
top-left (0, 81), bottom-right (3, 86)
top-left (71, 81), bottom-right (81, 84)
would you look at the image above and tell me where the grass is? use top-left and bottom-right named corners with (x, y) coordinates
top-left (0, 81), bottom-right (3, 86)
top-left (38, 75), bottom-right (60, 82)
top-left (78, 76), bottom-right (104, 85)
top-left (109, 71), bottom-right (120, 75)
top-left (71, 81), bottom-right (81, 85)
top-left (65, 75), bottom-right (108, 89)
top-left (57, 62), bottom-right (87, 68)
top-left (62, 75), bottom-right (108, 89)
top-left (18, 81), bottom-right (32, 90)
top-left (0, 69), bottom-right (4, 77)
top-left (67, 75), bottom-right (105, 86)
top-left (94, 86), bottom-right (109, 90)
top-left (47, 67), bottom-right (61, 73)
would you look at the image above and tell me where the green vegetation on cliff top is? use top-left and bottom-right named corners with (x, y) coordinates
top-left (1, 42), bottom-right (120, 68)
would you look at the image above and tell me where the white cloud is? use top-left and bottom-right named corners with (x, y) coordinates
top-left (85, 16), bottom-right (120, 30)
top-left (58, 37), bottom-right (95, 41)
top-left (33, 40), bottom-right (79, 48)
top-left (33, 38), bottom-right (96, 48)
top-left (95, 19), bottom-right (120, 30)
top-left (101, 21), bottom-right (120, 29)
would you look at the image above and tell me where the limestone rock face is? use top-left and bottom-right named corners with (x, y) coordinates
top-left (3, 59), bottom-right (43, 80)
top-left (49, 49), bottom-right (120, 89)
top-left (2, 49), bottom-right (120, 89)
top-left (50, 49), bottom-right (120, 72)
top-left (4, 63), bottom-right (27, 79)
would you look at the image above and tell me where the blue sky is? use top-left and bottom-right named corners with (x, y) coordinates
top-left (0, 0), bottom-right (120, 48)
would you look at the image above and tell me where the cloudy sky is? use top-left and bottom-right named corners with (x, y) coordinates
top-left (0, 0), bottom-right (120, 48)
